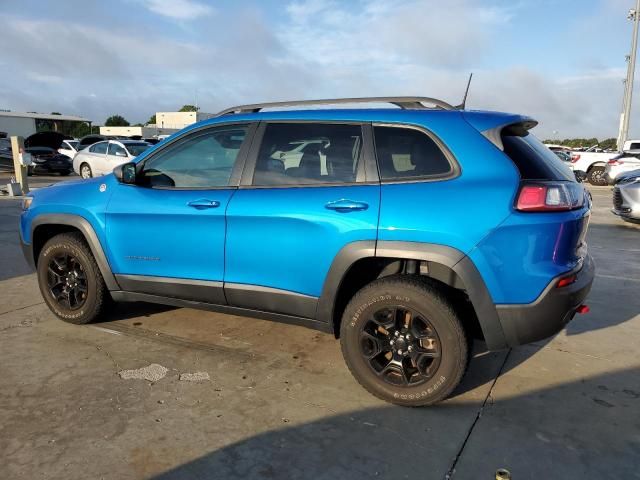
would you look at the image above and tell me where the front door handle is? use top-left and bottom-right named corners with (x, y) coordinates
top-left (325, 199), bottom-right (369, 212)
top-left (187, 199), bottom-right (220, 210)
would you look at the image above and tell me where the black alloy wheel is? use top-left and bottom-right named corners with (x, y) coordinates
top-left (46, 253), bottom-right (88, 310)
top-left (360, 306), bottom-right (441, 386)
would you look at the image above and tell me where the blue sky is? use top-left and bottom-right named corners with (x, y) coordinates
top-left (0, 0), bottom-right (637, 138)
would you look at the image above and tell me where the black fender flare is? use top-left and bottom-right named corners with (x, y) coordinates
top-left (317, 240), bottom-right (507, 351)
top-left (30, 213), bottom-right (119, 291)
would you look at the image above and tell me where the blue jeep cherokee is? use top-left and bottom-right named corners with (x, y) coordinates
top-left (20, 97), bottom-right (594, 406)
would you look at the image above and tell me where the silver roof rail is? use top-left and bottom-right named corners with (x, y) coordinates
top-left (216, 96), bottom-right (456, 116)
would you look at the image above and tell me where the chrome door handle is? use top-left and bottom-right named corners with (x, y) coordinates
top-left (325, 199), bottom-right (369, 212)
top-left (187, 199), bottom-right (220, 209)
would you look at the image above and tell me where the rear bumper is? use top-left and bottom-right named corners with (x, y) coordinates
top-left (495, 254), bottom-right (595, 347)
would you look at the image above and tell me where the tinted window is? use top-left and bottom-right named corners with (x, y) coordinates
top-left (253, 123), bottom-right (362, 186)
top-left (502, 133), bottom-right (575, 181)
top-left (630, 142), bottom-right (640, 150)
top-left (139, 125), bottom-right (248, 188)
top-left (108, 143), bottom-right (127, 156)
top-left (374, 126), bottom-right (452, 180)
top-left (89, 142), bottom-right (108, 154)
top-left (66, 141), bottom-right (79, 150)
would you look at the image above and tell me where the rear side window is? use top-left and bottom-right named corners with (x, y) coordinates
top-left (374, 126), bottom-right (453, 181)
top-left (253, 123), bottom-right (362, 186)
top-left (89, 142), bottom-right (108, 154)
top-left (502, 133), bottom-right (575, 181)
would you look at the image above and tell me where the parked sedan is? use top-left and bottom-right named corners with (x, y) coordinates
top-left (24, 132), bottom-right (74, 176)
top-left (612, 169), bottom-right (640, 223)
top-left (605, 151), bottom-right (640, 184)
top-left (58, 139), bottom-right (79, 159)
top-left (73, 140), bottom-right (150, 178)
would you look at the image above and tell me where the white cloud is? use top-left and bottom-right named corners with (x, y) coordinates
top-left (137, 0), bottom-right (214, 20)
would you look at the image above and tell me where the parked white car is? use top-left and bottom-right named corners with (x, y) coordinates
top-left (57, 139), bottom-right (80, 159)
top-left (622, 139), bottom-right (640, 152)
top-left (73, 140), bottom-right (150, 178)
top-left (569, 146), bottom-right (619, 185)
top-left (605, 151), bottom-right (640, 184)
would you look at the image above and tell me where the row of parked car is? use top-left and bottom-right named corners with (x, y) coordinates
top-left (0, 132), bottom-right (157, 177)
top-left (547, 140), bottom-right (640, 186)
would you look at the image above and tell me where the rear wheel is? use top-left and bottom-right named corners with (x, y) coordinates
top-left (80, 163), bottom-right (92, 179)
top-left (37, 233), bottom-right (109, 324)
top-left (587, 166), bottom-right (606, 186)
top-left (340, 276), bottom-right (468, 407)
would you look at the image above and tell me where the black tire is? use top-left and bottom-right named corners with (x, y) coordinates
top-left (587, 166), bottom-right (606, 186)
top-left (340, 276), bottom-right (468, 407)
top-left (80, 163), bottom-right (92, 179)
top-left (37, 233), bottom-right (109, 324)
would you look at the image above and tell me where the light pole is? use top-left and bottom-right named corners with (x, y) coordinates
top-left (618, 0), bottom-right (640, 151)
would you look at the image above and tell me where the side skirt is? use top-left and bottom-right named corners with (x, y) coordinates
top-left (110, 291), bottom-right (333, 334)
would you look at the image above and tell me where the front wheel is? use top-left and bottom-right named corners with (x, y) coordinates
top-left (587, 166), bottom-right (606, 186)
top-left (37, 233), bottom-right (109, 324)
top-left (340, 276), bottom-right (468, 407)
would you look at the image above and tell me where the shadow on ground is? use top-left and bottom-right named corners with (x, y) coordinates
top-left (147, 365), bottom-right (640, 480)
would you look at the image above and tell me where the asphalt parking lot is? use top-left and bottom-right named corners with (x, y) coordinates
top-left (0, 181), bottom-right (638, 480)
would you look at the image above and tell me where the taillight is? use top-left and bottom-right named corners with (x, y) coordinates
top-left (607, 158), bottom-right (623, 165)
top-left (570, 154), bottom-right (581, 163)
top-left (516, 182), bottom-right (585, 212)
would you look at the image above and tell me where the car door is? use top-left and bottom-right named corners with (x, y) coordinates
top-left (85, 141), bottom-right (108, 174)
top-left (224, 121), bottom-right (380, 319)
top-left (105, 142), bottom-right (129, 174)
top-left (105, 123), bottom-right (256, 303)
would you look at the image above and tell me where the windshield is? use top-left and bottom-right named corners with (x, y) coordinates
top-left (125, 143), bottom-right (150, 157)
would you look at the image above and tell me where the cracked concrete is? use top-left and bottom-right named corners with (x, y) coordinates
top-left (0, 182), bottom-right (638, 479)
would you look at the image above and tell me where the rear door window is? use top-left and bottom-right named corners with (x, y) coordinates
top-left (502, 133), bottom-right (575, 181)
top-left (252, 123), bottom-right (362, 186)
top-left (373, 126), bottom-right (453, 180)
top-left (89, 142), bottom-right (108, 154)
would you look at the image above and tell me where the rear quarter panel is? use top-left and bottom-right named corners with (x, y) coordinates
top-left (377, 112), bottom-right (519, 256)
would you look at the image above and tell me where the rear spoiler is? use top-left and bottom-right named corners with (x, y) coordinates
top-left (463, 112), bottom-right (538, 151)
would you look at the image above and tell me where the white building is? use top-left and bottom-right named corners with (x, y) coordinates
top-left (155, 111), bottom-right (213, 129)
top-left (0, 111), bottom-right (90, 138)
top-left (99, 125), bottom-right (179, 137)
top-left (99, 111), bottom-right (213, 138)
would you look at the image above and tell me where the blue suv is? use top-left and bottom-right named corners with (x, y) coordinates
top-left (19, 97), bottom-right (594, 406)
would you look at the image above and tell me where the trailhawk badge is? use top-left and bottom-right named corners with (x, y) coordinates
top-left (99, 183), bottom-right (107, 192)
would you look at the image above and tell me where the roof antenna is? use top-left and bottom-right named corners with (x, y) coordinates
top-left (457, 73), bottom-right (473, 110)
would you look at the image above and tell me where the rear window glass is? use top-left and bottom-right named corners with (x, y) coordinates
top-left (502, 133), bottom-right (575, 182)
top-left (374, 126), bottom-right (452, 180)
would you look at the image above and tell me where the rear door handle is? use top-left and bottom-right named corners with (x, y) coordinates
top-left (187, 199), bottom-right (220, 209)
top-left (325, 199), bottom-right (369, 212)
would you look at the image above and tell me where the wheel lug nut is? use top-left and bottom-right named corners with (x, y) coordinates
top-left (394, 331), bottom-right (400, 337)
top-left (397, 350), bottom-right (403, 355)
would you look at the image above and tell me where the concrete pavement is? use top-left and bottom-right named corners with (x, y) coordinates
top-left (0, 185), bottom-right (638, 479)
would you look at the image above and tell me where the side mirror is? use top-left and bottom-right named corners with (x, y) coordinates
top-left (113, 162), bottom-right (137, 184)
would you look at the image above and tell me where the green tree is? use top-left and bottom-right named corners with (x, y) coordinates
top-left (51, 112), bottom-right (62, 115)
top-left (147, 114), bottom-right (157, 125)
top-left (178, 104), bottom-right (199, 112)
top-left (105, 115), bottom-right (130, 127)
top-left (69, 122), bottom-right (92, 138)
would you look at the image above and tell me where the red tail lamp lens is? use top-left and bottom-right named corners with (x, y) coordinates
top-left (556, 274), bottom-right (577, 288)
